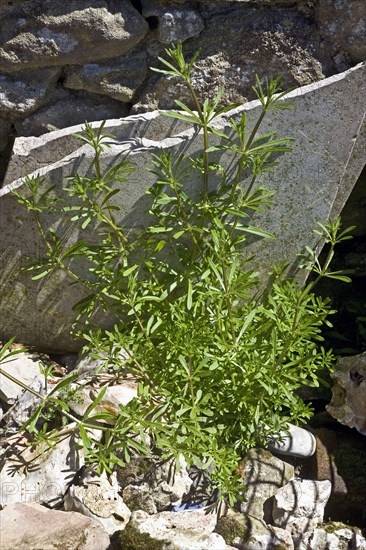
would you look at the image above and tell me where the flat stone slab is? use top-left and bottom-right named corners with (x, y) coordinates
top-left (0, 62), bottom-right (365, 351)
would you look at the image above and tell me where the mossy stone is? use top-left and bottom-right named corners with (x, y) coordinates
top-left (120, 523), bottom-right (164, 550)
top-left (215, 511), bottom-right (249, 546)
top-left (323, 521), bottom-right (362, 535)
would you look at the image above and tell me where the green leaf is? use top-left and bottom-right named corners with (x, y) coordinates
top-left (81, 216), bottom-right (92, 229)
top-left (48, 373), bottom-right (80, 397)
top-left (79, 425), bottom-right (91, 449)
top-left (12, 49), bottom-right (342, 505)
top-left (325, 273), bottom-right (352, 283)
top-left (149, 226), bottom-right (172, 234)
top-left (122, 265), bottom-right (138, 276)
top-left (176, 406), bottom-right (191, 417)
top-left (187, 279), bottom-right (193, 310)
top-left (83, 387), bottom-right (108, 418)
top-left (236, 308), bottom-right (258, 344)
top-left (31, 268), bottom-right (53, 280)
top-left (241, 226), bottom-right (275, 239)
top-left (162, 111), bottom-right (197, 124)
top-left (195, 389), bottom-right (202, 403)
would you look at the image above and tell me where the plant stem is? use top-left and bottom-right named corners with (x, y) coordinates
top-left (187, 80), bottom-right (209, 201)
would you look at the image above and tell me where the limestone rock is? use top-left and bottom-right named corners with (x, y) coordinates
top-left (120, 509), bottom-right (225, 550)
top-left (0, 118), bottom-right (14, 185)
top-left (0, 426), bottom-right (83, 507)
top-left (68, 380), bottom-right (138, 423)
top-left (265, 423), bottom-right (316, 457)
top-left (236, 448), bottom-right (294, 522)
top-left (122, 484), bottom-right (157, 515)
top-left (215, 510), bottom-right (294, 550)
top-left (136, 6), bottom-right (325, 112)
top-left (143, 7), bottom-right (204, 44)
top-left (299, 523), bottom-right (366, 550)
top-left (316, 0), bottom-right (366, 64)
top-left (0, 350), bottom-right (45, 404)
top-left (0, 67), bottom-right (60, 116)
top-left (0, 502), bottom-right (110, 550)
top-left (121, 455), bottom-right (192, 513)
top-left (0, 1), bottom-right (148, 72)
top-left (273, 478), bottom-right (332, 543)
top-left (327, 352), bottom-right (366, 434)
top-left (1, 376), bottom-right (44, 433)
top-left (18, 88), bottom-right (129, 137)
top-left (64, 49), bottom-right (147, 102)
top-left (74, 347), bottom-right (129, 377)
top-left (116, 454), bottom-right (155, 489)
top-left (64, 470), bottom-right (131, 534)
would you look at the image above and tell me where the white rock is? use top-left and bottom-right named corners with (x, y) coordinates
top-left (270, 524), bottom-right (295, 550)
top-left (121, 509), bottom-right (225, 550)
top-left (0, 351), bottom-right (45, 404)
top-left (299, 524), bottom-right (366, 550)
top-left (216, 511), bottom-right (294, 550)
top-left (1, 376), bottom-right (44, 432)
top-left (299, 529), bottom-right (341, 550)
top-left (142, 5), bottom-right (204, 45)
top-left (64, 470), bottom-right (131, 534)
top-left (122, 454), bottom-right (192, 513)
top-left (0, 425), bottom-right (83, 507)
top-left (273, 478), bottom-right (332, 542)
top-left (73, 353), bottom-right (106, 376)
top-left (266, 423), bottom-right (316, 457)
top-left (68, 380), bottom-right (138, 423)
top-left (244, 523), bottom-right (293, 550)
top-left (73, 348), bottom-right (130, 377)
top-left (327, 352), bottom-right (366, 435)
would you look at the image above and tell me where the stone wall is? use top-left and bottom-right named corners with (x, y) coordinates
top-left (0, 0), bottom-right (365, 160)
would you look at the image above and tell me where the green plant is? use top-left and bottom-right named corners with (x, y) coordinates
top-left (10, 44), bottom-right (352, 506)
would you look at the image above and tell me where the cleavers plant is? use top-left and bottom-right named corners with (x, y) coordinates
top-left (8, 44), bottom-right (354, 506)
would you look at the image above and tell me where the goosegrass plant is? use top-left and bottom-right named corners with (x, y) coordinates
top-left (8, 44), bottom-right (354, 505)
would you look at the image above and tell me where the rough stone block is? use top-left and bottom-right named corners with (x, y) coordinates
top-left (0, 1), bottom-right (148, 72)
top-left (64, 49), bottom-right (148, 102)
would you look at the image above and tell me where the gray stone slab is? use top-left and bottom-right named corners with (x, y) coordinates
top-left (0, 62), bottom-right (365, 351)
